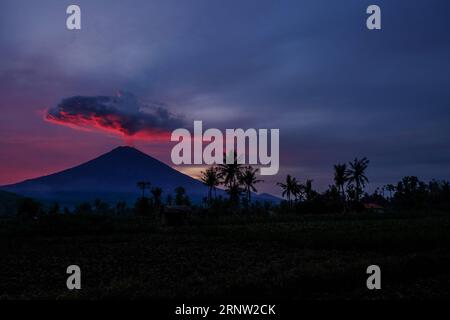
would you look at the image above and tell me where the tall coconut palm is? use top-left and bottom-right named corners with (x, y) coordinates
top-left (277, 175), bottom-right (298, 207)
top-left (200, 166), bottom-right (221, 205)
top-left (292, 180), bottom-right (305, 202)
top-left (346, 157), bottom-right (370, 201)
top-left (137, 181), bottom-right (151, 198)
top-left (334, 163), bottom-right (348, 200)
top-left (151, 187), bottom-right (163, 209)
top-left (218, 152), bottom-right (244, 187)
top-left (240, 166), bottom-right (263, 204)
top-left (226, 183), bottom-right (243, 206)
top-left (174, 186), bottom-right (188, 205)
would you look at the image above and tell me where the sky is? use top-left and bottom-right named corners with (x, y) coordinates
top-left (0, 0), bottom-right (449, 196)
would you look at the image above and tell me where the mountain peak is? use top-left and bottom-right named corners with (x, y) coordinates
top-left (110, 145), bottom-right (141, 153)
top-left (105, 145), bottom-right (149, 158)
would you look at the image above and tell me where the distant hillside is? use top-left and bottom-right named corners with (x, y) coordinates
top-left (0, 190), bottom-right (23, 216)
top-left (256, 193), bottom-right (282, 203)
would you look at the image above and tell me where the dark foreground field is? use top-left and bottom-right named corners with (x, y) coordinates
top-left (0, 212), bottom-right (449, 300)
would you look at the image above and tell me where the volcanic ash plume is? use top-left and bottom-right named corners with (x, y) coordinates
top-left (45, 92), bottom-right (184, 142)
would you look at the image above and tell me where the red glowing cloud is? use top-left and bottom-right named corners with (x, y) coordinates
top-left (44, 92), bottom-right (183, 143)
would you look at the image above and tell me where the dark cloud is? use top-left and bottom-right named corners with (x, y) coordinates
top-left (45, 92), bottom-right (185, 139)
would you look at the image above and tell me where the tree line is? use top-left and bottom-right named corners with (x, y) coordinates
top-left (198, 154), bottom-right (450, 214)
top-left (14, 154), bottom-right (450, 219)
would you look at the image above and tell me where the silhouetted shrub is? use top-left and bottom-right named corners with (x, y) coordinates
top-left (134, 197), bottom-right (152, 217)
top-left (75, 202), bottom-right (93, 215)
top-left (16, 198), bottom-right (42, 220)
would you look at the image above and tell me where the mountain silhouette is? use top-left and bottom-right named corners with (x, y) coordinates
top-left (0, 146), bottom-right (210, 206)
top-left (0, 146), bottom-right (280, 206)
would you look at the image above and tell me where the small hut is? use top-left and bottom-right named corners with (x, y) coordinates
top-left (363, 203), bottom-right (385, 214)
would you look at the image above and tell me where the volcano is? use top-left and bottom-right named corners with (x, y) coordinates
top-left (0, 146), bottom-right (212, 206)
top-left (0, 146), bottom-right (281, 207)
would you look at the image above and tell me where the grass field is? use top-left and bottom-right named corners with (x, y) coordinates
top-left (0, 212), bottom-right (449, 300)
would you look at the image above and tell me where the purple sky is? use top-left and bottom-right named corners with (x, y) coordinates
top-left (1, 0), bottom-right (449, 196)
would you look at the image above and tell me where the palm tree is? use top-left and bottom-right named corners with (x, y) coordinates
top-left (174, 186), bottom-right (190, 206)
top-left (385, 184), bottom-right (395, 199)
top-left (226, 184), bottom-right (243, 206)
top-left (346, 157), bottom-right (370, 201)
top-left (304, 179), bottom-right (315, 201)
top-left (277, 175), bottom-right (298, 208)
top-left (334, 163), bottom-right (347, 200)
top-left (151, 187), bottom-right (163, 209)
top-left (200, 166), bottom-right (221, 205)
top-left (218, 151), bottom-right (244, 189)
top-left (292, 180), bottom-right (305, 202)
top-left (218, 151), bottom-right (245, 205)
top-left (240, 166), bottom-right (263, 204)
top-left (137, 181), bottom-right (151, 198)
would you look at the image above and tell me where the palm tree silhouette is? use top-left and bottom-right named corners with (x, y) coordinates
top-left (226, 184), bottom-right (243, 205)
top-left (218, 151), bottom-right (244, 201)
top-left (175, 186), bottom-right (190, 205)
top-left (334, 163), bottom-right (348, 200)
top-left (277, 174), bottom-right (298, 208)
top-left (304, 179), bottom-right (315, 201)
top-left (346, 157), bottom-right (369, 201)
top-left (137, 181), bottom-right (151, 198)
top-left (240, 166), bottom-right (263, 204)
top-left (151, 187), bottom-right (163, 209)
top-left (200, 166), bottom-right (221, 205)
top-left (385, 184), bottom-right (395, 199)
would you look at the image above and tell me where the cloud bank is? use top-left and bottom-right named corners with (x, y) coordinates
top-left (45, 92), bottom-right (185, 142)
